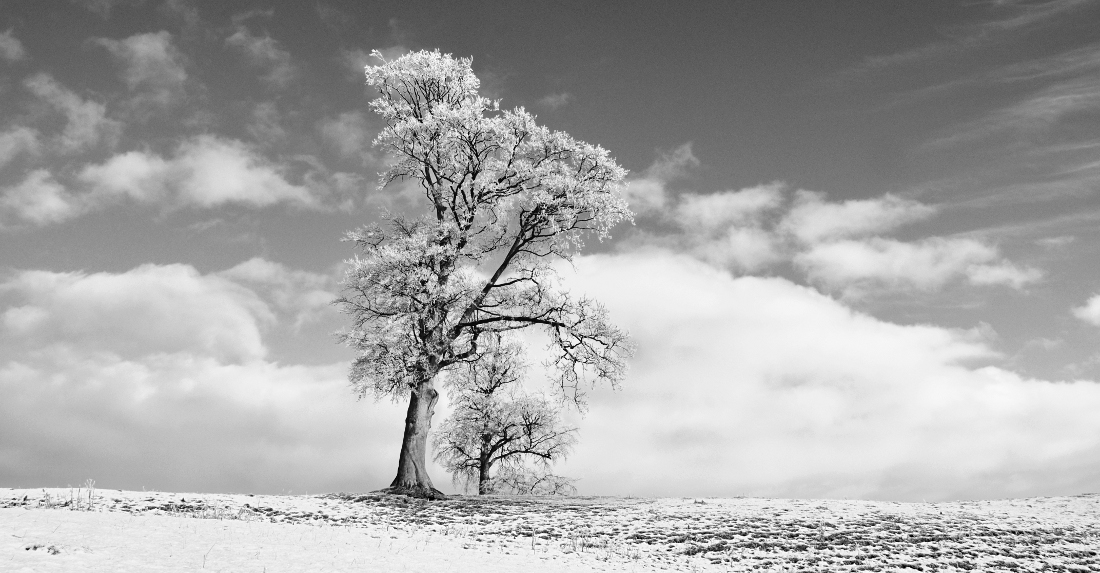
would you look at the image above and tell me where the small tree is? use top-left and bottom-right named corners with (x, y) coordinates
top-left (335, 50), bottom-right (632, 498)
top-left (433, 339), bottom-right (578, 495)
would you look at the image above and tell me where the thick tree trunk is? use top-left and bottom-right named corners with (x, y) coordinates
top-left (477, 454), bottom-right (491, 495)
top-left (386, 379), bottom-right (445, 499)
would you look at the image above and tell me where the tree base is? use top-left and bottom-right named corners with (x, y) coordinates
top-left (373, 484), bottom-right (447, 500)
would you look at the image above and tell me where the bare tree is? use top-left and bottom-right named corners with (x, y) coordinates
top-left (432, 340), bottom-right (578, 495)
top-left (335, 50), bottom-right (633, 498)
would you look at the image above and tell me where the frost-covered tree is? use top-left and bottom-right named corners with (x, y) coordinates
top-left (335, 50), bottom-right (633, 499)
top-left (433, 339), bottom-right (578, 495)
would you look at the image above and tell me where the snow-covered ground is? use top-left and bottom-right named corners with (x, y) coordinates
top-left (2, 488), bottom-right (1098, 572)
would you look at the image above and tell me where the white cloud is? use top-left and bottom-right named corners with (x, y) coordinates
top-left (0, 28), bottom-right (27, 62)
top-left (95, 31), bottom-right (188, 111)
top-left (218, 258), bottom-right (336, 329)
top-left (225, 27), bottom-right (296, 89)
top-left (554, 251), bottom-right (1100, 500)
top-left (795, 237), bottom-right (1041, 293)
top-left (0, 264), bottom-right (271, 363)
top-left (781, 191), bottom-right (936, 243)
top-left (70, 0), bottom-right (145, 18)
top-left (23, 73), bottom-right (120, 153)
top-left (1036, 235), bottom-right (1075, 248)
top-left (624, 148), bottom-right (1041, 292)
top-left (1072, 294), bottom-right (1100, 326)
top-left (0, 126), bottom-right (40, 169)
top-left (676, 184), bottom-right (784, 231)
top-left (319, 111), bottom-right (372, 160)
top-left (537, 92), bottom-right (572, 111)
top-left (621, 142), bottom-right (699, 214)
top-left (80, 135), bottom-right (316, 208)
top-left (966, 262), bottom-right (1044, 289)
top-left (248, 102), bottom-right (287, 147)
top-left (0, 169), bottom-right (80, 226)
top-left (0, 262), bottom-right (406, 493)
top-left (672, 184), bottom-right (786, 271)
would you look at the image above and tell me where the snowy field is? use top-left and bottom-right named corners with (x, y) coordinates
top-left (2, 488), bottom-right (1098, 572)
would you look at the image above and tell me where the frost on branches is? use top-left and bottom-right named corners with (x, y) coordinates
top-left (432, 339), bottom-right (578, 495)
top-left (335, 50), bottom-right (633, 498)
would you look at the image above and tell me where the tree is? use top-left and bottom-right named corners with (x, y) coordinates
top-left (335, 50), bottom-right (633, 499)
top-left (432, 338), bottom-right (578, 495)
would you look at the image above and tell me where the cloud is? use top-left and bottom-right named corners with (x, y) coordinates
top-left (218, 258), bottom-right (336, 330)
top-left (556, 251), bottom-right (1100, 500)
top-left (848, 0), bottom-right (1092, 76)
top-left (0, 262), bottom-right (407, 493)
top-left (623, 147), bottom-right (1040, 292)
top-left (1072, 294), bottom-right (1100, 326)
top-left (537, 92), bottom-right (572, 111)
top-left (319, 111), bottom-right (373, 160)
top-left (673, 184), bottom-right (786, 271)
top-left (95, 31), bottom-right (188, 112)
top-left (340, 46), bottom-right (406, 83)
top-left (69, 0), bottom-right (145, 18)
top-left (795, 237), bottom-right (1041, 293)
top-left (247, 102), bottom-right (287, 147)
top-left (0, 170), bottom-right (80, 226)
top-left (0, 264), bottom-right (270, 363)
top-left (622, 142), bottom-right (699, 213)
top-left (781, 191), bottom-right (936, 244)
top-left (23, 73), bottom-right (120, 153)
top-left (79, 135), bottom-right (317, 208)
top-left (0, 29), bottom-right (27, 62)
top-left (225, 27), bottom-right (296, 89)
top-left (1036, 235), bottom-right (1075, 248)
top-left (0, 126), bottom-right (40, 169)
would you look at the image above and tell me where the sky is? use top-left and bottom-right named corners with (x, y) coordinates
top-left (2, 0), bottom-right (1100, 501)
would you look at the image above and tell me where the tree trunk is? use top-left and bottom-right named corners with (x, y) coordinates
top-left (478, 453), bottom-right (491, 495)
top-left (387, 379), bottom-right (445, 499)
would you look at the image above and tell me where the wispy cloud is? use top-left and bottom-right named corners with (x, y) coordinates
top-left (537, 92), bottom-right (572, 111)
top-left (23, 73), bottom-right (120, 153)
top-left (79, 134), bottom-right (317, 209)
top-left (850, 0), bottom-right (1093, 75)
top-left (0, 29), bottom-right (26, 62)
top-left (69, 0), bottom-right (145, 19)
top-left (0, 170), bottom-right (79, 226)
top-left (95, 31), bottom-right (189, 113)
top-left (225, 27), bottom-right (296, 90)
top-left (622, 147), bottom-right (1040, 294)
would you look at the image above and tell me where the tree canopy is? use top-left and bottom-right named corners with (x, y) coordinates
top-left (336, 50), bottom-right (633, 497)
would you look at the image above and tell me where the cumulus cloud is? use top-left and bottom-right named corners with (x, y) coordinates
top-left (0, 29), bottom-right (27, 62)
top-left (95, 31), bottom-right (188, 112)
top-left (1072, 294), bottom-right (1100, 326)
top-left (621, 142), bottom-right (699, 213)
top-left (781, 191), bottom-right (936, 243)
top-left (0, 169), bottom-right (80, 226)
top-left (23, 73), bottom-right (120, 153)
top-left (225, 27), bottom-right (296, 89)
top-left (70, 0), bottom-right (145, 18)
top-left (218, 258), bottom-right (336, 329)
top-left (79, 135), bottom-right (316, 208)
top-left (623, 147), bottom-right (1040, 292)
top-left (537, 92), bottom-right (572, 111)
top-left (555, 251), bottom-right (1100, 500)
top-left (247, 102), bottom-right (287, 147)
top-left (0, 264), bottom-right (270, 363)
top-left (795, 237), bottom-right (1042, 293)
top-left (319, 111), bottom-right (373, 160)
top-left (0, 262), bottom-right (407, 493)
top-left (0, 126), bottom-right (40, 169)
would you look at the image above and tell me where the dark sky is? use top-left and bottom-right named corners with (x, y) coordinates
top-left (2, 0), bottom-right (1100, 500)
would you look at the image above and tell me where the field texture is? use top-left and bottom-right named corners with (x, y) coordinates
top-left (2, 488), bottom-right (1098, 571)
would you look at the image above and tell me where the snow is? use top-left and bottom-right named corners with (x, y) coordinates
top-left (2, 488), bottom-right (1098, 571)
